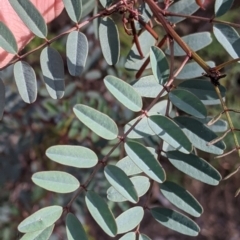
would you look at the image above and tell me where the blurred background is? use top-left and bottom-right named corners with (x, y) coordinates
top-left (1, 1), bottom-right (240, 239)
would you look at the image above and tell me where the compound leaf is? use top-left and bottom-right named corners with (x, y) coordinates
top-left (166, 32), bottom-right (212, 56)
top-left (215, 0), bottom-right (234, 17)
top-left (104, 165), bottom-right (138, 203)
top-left (104, 75), bottom-right (142, 112)
top-left (66, 213), bottom-right (88, 240)
top-left (150, 46), bottom-right (169, 85)
top-left (63, 0), bottom-right (82, 23)
top-left (107, 176), bottom-right (150, 202)
top-left (99, 17), bottom-right (120, 65)
top-left (66, 31), bottom-right (88, 76)
top-left (73, 104), bottom-right (118, 140)
top-left (85, 191), bottom-right (117, 237)
top-left (116, 207), bottom-right (144, 234)
top-left (40, 47), bottom-right (65, 99)
top-left (166, 151), bottom-right (222, 185)
top-left (20, 225), bottom-right (54, 240)
top-left (46, 145), bottom-right (98, 168)
top-left (18, 206), bottom-right (62, 233)
top-left (174, 116), bottom-right (225, 154)
top-left (160, 181), bottom-right (203, 217)
top-left (169, 89), bottom-right (207, 118)
top-left (32, 171), bottom-right (80, 193)
top-left (125, 141), bottom-right (166, 183)
top-left (0, 21), bottom-right (17, 53)
top-left (13, 61), bottom-right (37, 104)
top-left (151, 208), bottom-right (200, 236)
top-left (9, 0), bottom-right (47, 38)
top-left (0, 78), bottom-right (5, 120)
top-left (148, 115), bottom-right (192, 154)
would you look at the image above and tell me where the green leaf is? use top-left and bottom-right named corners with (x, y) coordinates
top-left (99, 0), bottom-right (112, 8)
top-left (213, 24), bottom-right (240, 59)
top-left (73, 104), bottom-right (118, 140)
top-left (124, 141), bottom-right (166, 183)
top-left (99, 17), bottom-right (120, 65)
top-left (116, 156), bottom-right (142, 176)
top-left (32, 171), bottom-right (80, 193)
top-left (63, 0), bottom-right (82, 23)
top-left (197, 117), bottom-right (228, 133)
top-left (104, 75), bottom-right (143, 112)
top-left (176, 61), bottom-right (215, 79)
top-left (169, 89), bottom-right (207, 118)
top-left (0, 78), bottom-right (5, 120)
top-left (131, 75), bottom-right (167, 98)
top-left (40, 47), bottom-right (65, 99)
top-left (20, 225), bottom-right (54, 240)
top-left (9, 0), bottom-right (47, 38)
top-left (116, 207), bottom-right (144, 234)
top-left (151, 208), bottom-right (200, 236)
top-left (13, 61), bottom-right (37, 104)
top-left (125, 30), bottom-right (156, 70)
top-left (165, 32), bottom-right (212, 56)
top-left (174, 116), bottom-right (225, 154)
top-left (215, 0), bottom-right (234, 17)
top-left (166, 151), bottom-right (222, 185)
top-left (104, 165), bottom-right (138, 203)
top-left (0, 21), bottom-right (18, 53)
top-left (66, 31), bottom-right (88, 76)
top-left (85, 191), bottom-right (117, 237)
top-left (178, 79), bottom-right (226, 105)
top-left (66, 213), bottom-right (88, 240)
top-left (166, 0), bottom-right (199, 23)
top-left (150, 46), bottom-right (169, 85)
top-left (82, 0), bottom-right (95, 18)
top-left (46, 145), bottom-right (98, 168)
top-left (139, 234), bottom-right (152, 240)
top-left (107, 176), bottom-right (150, 202)
top-left (160, 181), bottom-right (203, 217)
top-left (148, 115), bottom-right (192, 154)
top-left (119, 232), bottom-right (136, 240)
top-left (18, 206), bottom-right (62, 233)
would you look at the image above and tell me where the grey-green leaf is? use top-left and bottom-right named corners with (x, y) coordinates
top-left (40, 47), bottom-right (65, 99)
top-left (107, 176), bottom-right (150, 202)
top-left (176, 61), bottom-right (215, 79)
top-left (0, 21), bottom-right (18, 53)
top-left (20, 225), bottom-right (54, 240)
top-left (73, 104), bottom-right (118, 140)
top-left (66, 213), bottom-right (88, 240)
top-left (66, 31), bottom-right (88, 76)
top-left (82, 0), bottom-right (95, 18)
top-left (166, 32), bottom-right (212, 56)
top-left (151, 208), bottom-right (200, 236)
top-left (32, 171), bottom-right (80, 193)
top-left (160, 181), bottom-right (203, 217)
top-left (125, 30), bottom-right (156, 70)
top-left (139, 234), bottom-right (152, 240)
top-left (9, 0), bottom-right (47, 38)
top-left (178, 79), bottom-right (226, 105)
top-left (213, 24), bottom-right (240, 59)
top-left (119, 232), bottom-right (136, 240)
top-left (99, 0), bottom-right (112, 8)
top-left (85, 191), bottom-right (117, 237)
top-left (148, 115), bottom-right (192, 154)
top-left (150, 46), bottom-right (169, 85)
top-left (215, 0), bottom-right (234, 17)
top-left (166, 0), bottom-right (199, 23)
top-left (0, 78), bottom-right (5, 120)
top-left (116, 207), bottom-right (144, 234)
top-left (131, 75), bottom-right (167, 98)
top-left (169, 89), bottom-right (207, 118)
top-left (124, 141), bottom-right (166, 183)
top-left (166, 151), bottom-right (222, 185)
top-left (104, 165), bottom-right (138, 203)
top-left (63, 0), bottom-right (82, 23)
top-left (46, 145), bottom-right (98, 168)
top-left (18, 206), bottom-right (63, 233)
top-left (99, 17), bottom-right (120, 65)
top-left (174, 116), bottom-right (225, 154)
top-left (13, 61), bottom-right (37, 104)
top-left (104, 75), bottom-right (143, 112)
